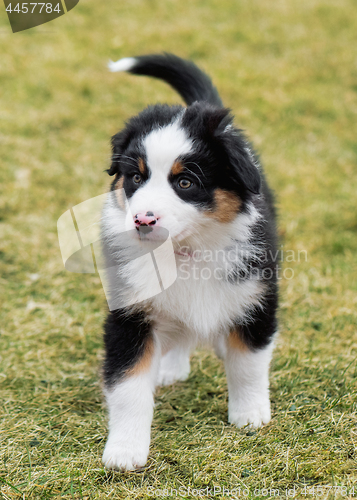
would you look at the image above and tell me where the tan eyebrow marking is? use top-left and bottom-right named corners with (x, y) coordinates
top-left (171, 160), bottom-right (184, 176)
top-left (138, 158), bottom-right (146, 175)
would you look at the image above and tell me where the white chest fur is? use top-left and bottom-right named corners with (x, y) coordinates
top-left (126, 248), bottom-right (265, 340)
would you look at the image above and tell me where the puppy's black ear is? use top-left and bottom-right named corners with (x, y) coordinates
top-left (218, 130), bottom-right (261, 194)
top-left (203, 107), bottom-right (233, 137)
top-left (107, 128), bottom-right (134, 176)
top-left (183, 103), bottom-right (261, 194)
top-left (182, 103), bottom-right (232, 138)
top-left (210, 110), bottom-right (260, 195)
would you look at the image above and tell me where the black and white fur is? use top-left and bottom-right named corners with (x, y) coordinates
top-left (101, 54), bottom-right (278, 470)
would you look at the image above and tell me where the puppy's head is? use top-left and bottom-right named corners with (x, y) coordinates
top-left (108, 102), bottom-right (261, 244)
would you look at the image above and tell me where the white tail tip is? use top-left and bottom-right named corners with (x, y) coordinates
top-left (108, 57), bottom-right (136, 73)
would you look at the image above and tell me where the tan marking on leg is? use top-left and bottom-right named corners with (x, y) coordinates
top-left (171, 160), bottom-right (184, 176)
top-left (205, 188), bottom-right (241, 223)
top-left (129, 334), bottom-right (155, 375)
top-left (138, 158), bottom-right (146, 175)
top-left (228, 328), bottom-right (249, 352)
top-left (114, 176), bottom-right (125, 210)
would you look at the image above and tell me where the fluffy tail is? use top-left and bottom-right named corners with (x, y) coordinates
top-left (108, 53), bottom-right (223, 107)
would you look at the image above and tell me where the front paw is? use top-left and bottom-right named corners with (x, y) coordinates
top-left (229, 403), bottom-right (271, 428)
top-left (102, 439), bottom-right (149, 471)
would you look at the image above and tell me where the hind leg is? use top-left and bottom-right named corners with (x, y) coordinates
top-left (155, 320), bottom-right (192, 386)
top-left (157, 344), bottom-right (191, 386)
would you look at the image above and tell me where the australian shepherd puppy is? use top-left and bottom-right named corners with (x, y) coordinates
top-left (100, 53), bottom-right (278, 470)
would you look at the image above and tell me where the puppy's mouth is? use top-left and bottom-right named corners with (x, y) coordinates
top-left (136, 225), bottom-right (154, 235)
top-left (135, 225), bottom-right (169, 242)
top-left (133, 223), bottom-right (194, 242)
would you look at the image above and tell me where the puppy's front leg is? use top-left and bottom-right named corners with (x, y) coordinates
top-left (224, 329), bottom-right (275, 428)
top-left (102, 309), bottom-right (159, 471)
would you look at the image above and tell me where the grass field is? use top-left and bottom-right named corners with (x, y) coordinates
top-left (1, 0), bottom-right (357, 498)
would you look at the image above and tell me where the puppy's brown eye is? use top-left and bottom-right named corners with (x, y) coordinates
top-left (133, 174), bottom-right (142, 184)
top-left (178, 178), bottom-right (192, 189)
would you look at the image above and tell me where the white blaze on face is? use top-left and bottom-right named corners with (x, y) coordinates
top-left (125, 121), bottom-right (200, 239)
top-left (143, 120), bottom-right (193, 174)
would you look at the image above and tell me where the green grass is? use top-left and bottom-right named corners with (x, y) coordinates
top-left (0, 0), bottom-right (357, 498)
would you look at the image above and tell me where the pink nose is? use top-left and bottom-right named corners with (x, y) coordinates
top-left (134, 211), bottom-right (159, 232)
